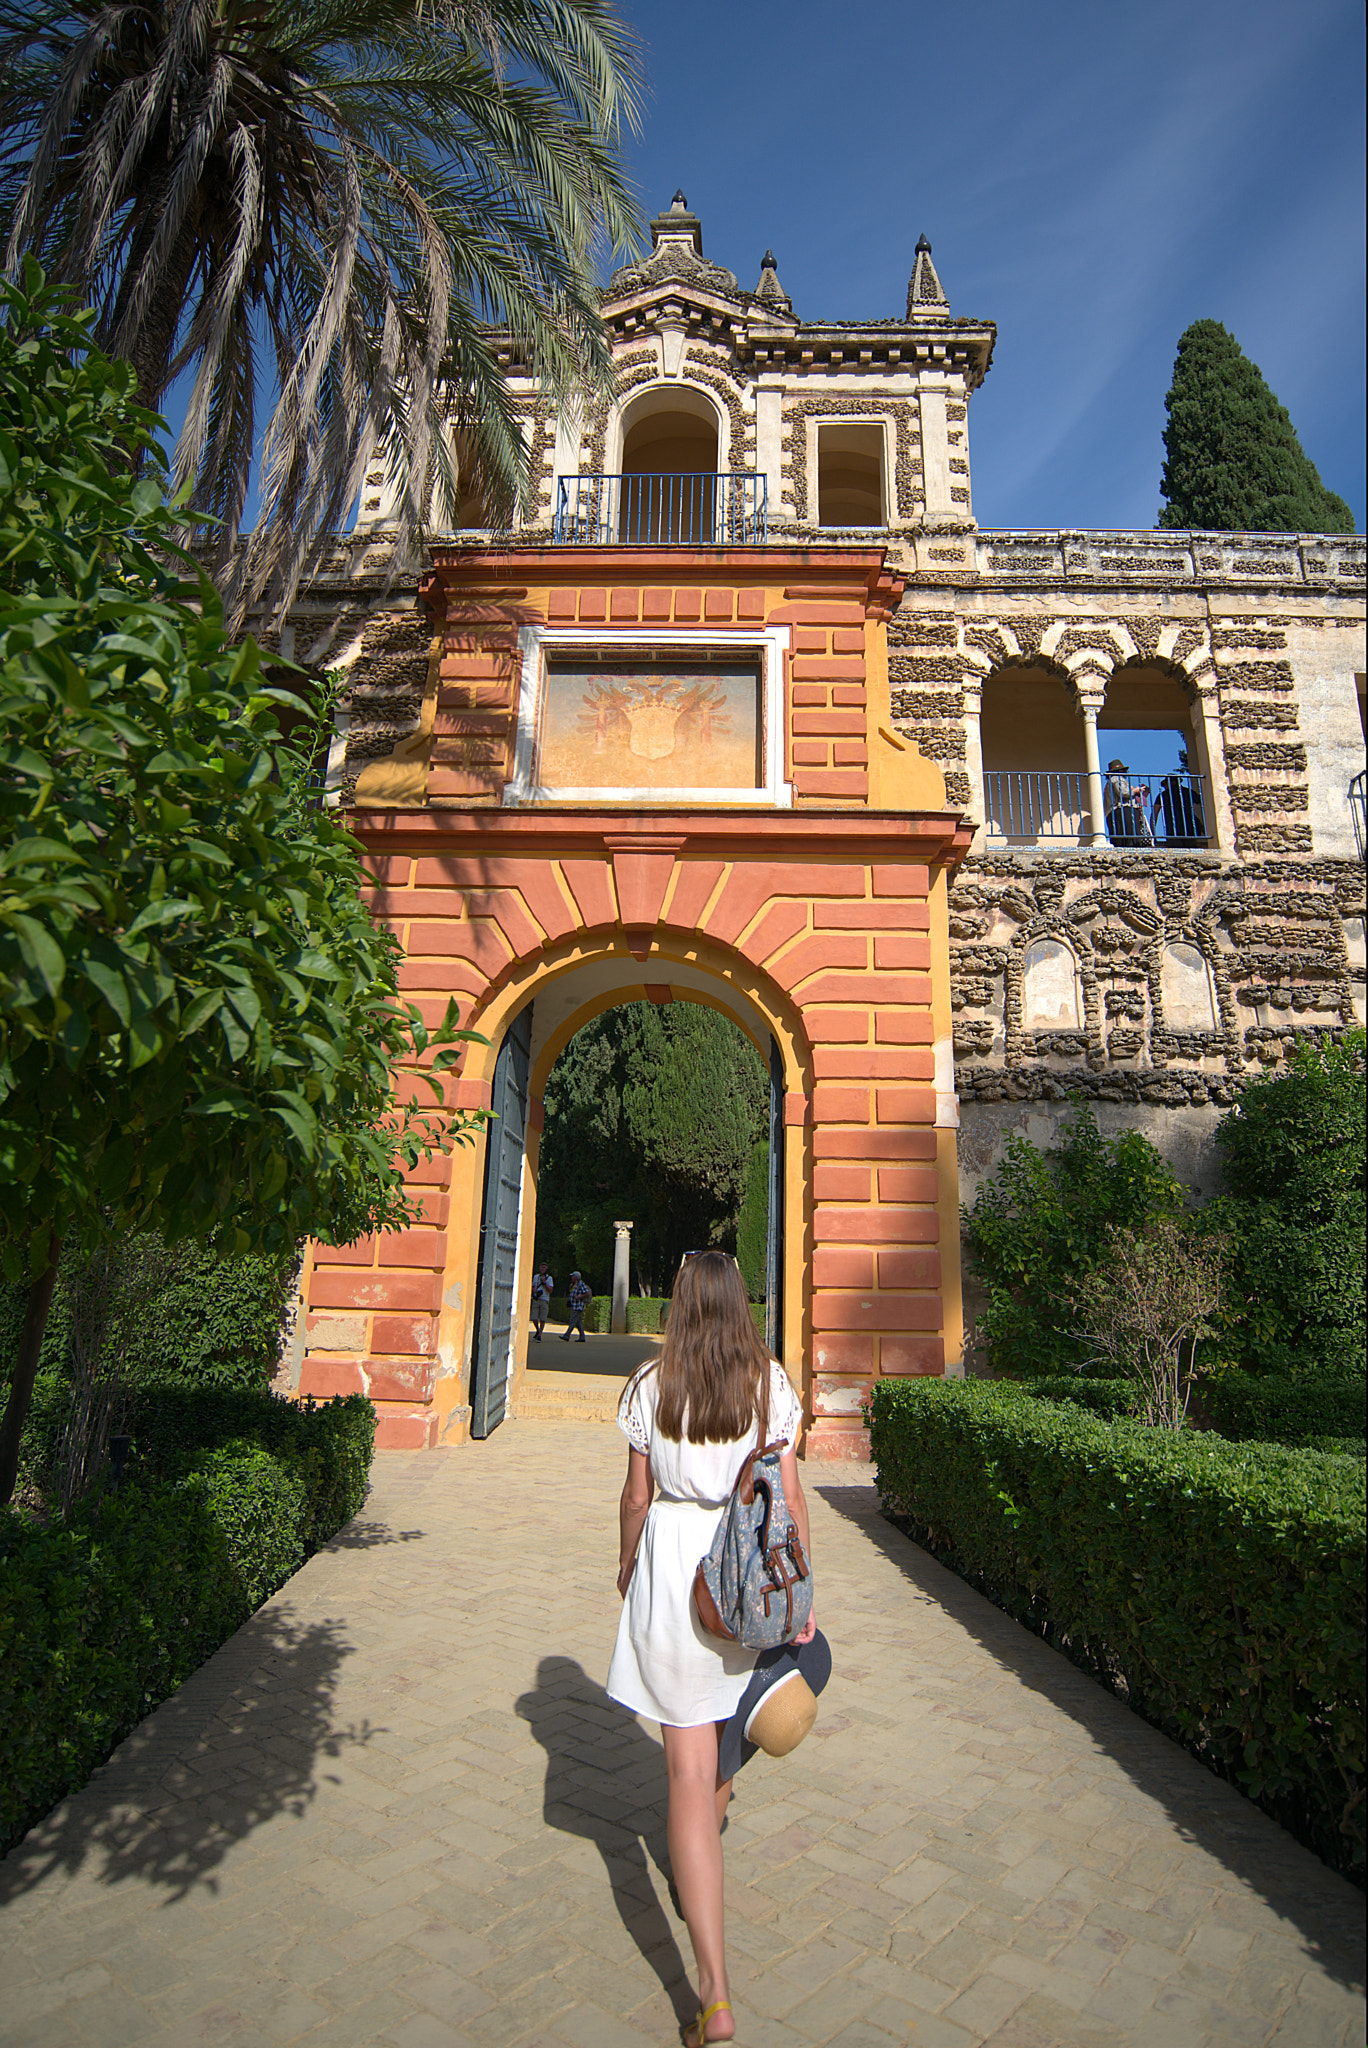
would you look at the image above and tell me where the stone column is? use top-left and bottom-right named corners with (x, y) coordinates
top-left (611, 1222), bottom-right (633, 1336)
top-left (918, 379), bottom-right (954, 516)
top-left (963, 678), bottom-right (985, 847)
top-left (1077, 681), bottom-right (1108, 847)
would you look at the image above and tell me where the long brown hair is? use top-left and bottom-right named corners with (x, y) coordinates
top-left (650, 1251), bottom-right (771, 1444)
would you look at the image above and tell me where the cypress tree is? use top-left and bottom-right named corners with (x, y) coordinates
top-left (1158, 320), bottom-right (1354, 534)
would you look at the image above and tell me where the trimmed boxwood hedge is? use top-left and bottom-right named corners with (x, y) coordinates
top-left (543, 1296), bottom-right (764, 1338)
top-left (1010, 1376), bottom-right (1142, 1420)
top-left (1202, 1367), bottom-right (1366, 1449)
top-left (869, 1377), bottom-right (1365, 1879)
top-left (0, 1390), bottom-right (374, 1857)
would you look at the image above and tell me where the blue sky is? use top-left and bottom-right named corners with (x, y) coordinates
top-left (613, 0), bottom-right (1365, 534)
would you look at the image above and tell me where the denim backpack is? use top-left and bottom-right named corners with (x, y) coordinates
top-left (693, 1383), bottom-right (813, 1650)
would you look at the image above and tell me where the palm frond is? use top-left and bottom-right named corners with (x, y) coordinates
top-left (0, 0), bottom-right (645, 627)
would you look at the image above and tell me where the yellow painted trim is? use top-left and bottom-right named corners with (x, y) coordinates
top-left (354, 636), bottom-right (441, 806)
top-left (864, 612), bottom-right (947, 810)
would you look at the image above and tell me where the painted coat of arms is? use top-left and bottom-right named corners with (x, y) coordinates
top-left (539, 666), bottom-right (761, 790)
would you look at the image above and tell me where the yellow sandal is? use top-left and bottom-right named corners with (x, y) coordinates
top-left (686, 2001), bottom-right (732, 2047)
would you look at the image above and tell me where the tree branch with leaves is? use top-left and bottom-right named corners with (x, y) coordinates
top-left (0, 265), bottom-right (483, 1502)
top-left (1070, 1219), bottom-right (1228, 1431)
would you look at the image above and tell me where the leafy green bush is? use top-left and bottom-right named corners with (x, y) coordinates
top-left (0, 1390), bottom-right (373, 1855)
top-left (870, 1377), bottom-right (1365, 1878)
top-left (1210, 1034), bottom-right (1366, 1374)
top-left (963, 1109), bottom-right (1184, 1377)
top-left (2, 1240), bottom-right (298, 1395)
top-left (121, 1243), bottom-right (299, 1388)
top-left (1015, 1377), bottom-right (1142, 1419)
top-left (1202, 1367), bottom-right (1365, 1449)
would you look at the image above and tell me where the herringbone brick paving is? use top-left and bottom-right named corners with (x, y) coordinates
top-left (0, 1424), bottom-right (1362, 2047)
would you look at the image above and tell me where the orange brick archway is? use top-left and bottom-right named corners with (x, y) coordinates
top-left (299, 806), bottom-right (971, 1458)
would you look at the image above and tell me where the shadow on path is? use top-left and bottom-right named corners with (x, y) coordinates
top-left (516, 1653), bottom-right (694, 2025)
top-left (527, 1331), bottom-right (659, 1377)
top-left (814, 1481), bottom-right (1366, 1993)
top-left (0, 1580), bottom-right (385, 1908)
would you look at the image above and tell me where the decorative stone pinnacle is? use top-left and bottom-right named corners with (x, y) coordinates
top-left (907, 234), bottom-right (948, 316)
top-left (755, 247), bottom-right (791, 309)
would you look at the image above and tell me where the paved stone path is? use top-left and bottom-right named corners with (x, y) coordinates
top-left (1, 1425), bottom-right (1362, 2048)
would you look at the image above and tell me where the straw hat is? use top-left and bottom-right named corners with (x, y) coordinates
top-left (717, 1629), bottom-right (832, 1780)
top-left (744, 1670), bottom-right (819, 1756)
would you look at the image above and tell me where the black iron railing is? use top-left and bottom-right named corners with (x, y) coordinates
top-left (552, 472), bottom-right (767, 544)
top-left (1351, 769), bottom-right (1366, 863)
top-left (984, 769), bottom-right (1212, 848)
top-left (984, 771), bottom-right (1088, 844)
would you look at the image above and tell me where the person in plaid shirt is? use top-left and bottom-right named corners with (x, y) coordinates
top-left (562, 1271), bottom-right (591, 1343)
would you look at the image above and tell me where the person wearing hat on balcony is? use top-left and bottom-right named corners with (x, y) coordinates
top-left (561, 1270), bottom-right (591, 1342)
top-left (1104, 759), bottom-right (1153, 846)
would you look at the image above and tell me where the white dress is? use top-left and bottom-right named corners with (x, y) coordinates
top-left (606, 1360), bottom-right (804, 1728)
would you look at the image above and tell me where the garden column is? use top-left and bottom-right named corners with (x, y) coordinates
top-left (611, 1221), bottom-right (633, 1335)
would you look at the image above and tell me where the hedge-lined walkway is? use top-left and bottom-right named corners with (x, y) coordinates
top-left (1, 1425), bottom-right (1362, 2048)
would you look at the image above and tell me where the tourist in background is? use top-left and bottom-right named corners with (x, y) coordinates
top-left (530, 1262), bottom-right (554, 1340)
top-left (562, 1270), bottom-right (592, 1342)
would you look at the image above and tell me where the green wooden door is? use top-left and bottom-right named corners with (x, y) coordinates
top-left (470, 1004), bottom-right (532, 1438)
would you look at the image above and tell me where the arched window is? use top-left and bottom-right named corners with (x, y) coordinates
top-left (616, 386), bottom-right (720, 542)
top-left (981, 666), bottom-right (1087, 845)
top-left (1100, 664), bottom-right (1209, 848)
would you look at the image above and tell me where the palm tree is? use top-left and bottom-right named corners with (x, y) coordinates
top-left (0, 0), bottom-right (643, 624)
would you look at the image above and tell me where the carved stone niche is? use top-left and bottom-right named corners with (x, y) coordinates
top-left (1160, 942), bottom-right (1218, 1032)
top-left (1022, 939), bottom-right (1083, 1030)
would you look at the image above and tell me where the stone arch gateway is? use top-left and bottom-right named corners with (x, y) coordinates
top-left (299, 544), bottom-right (972, 1458)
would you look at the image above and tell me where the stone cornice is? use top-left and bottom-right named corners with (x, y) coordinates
top-left (255, 528), bottom-right (1365, 603)
top-left (972, 530), bottom-right (1366, 594)
top-left (424, 540), bottom-right (903, 618)
top-left (349, 804), bottom-right (973, 873)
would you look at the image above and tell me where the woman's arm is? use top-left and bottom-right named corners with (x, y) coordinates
top-left (617, 1445), bottom-right (653, 1596)
top-left (779, 1442), bottom-right (816, 1643)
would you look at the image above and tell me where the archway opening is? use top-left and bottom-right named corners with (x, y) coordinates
top-left (528, 999), bottom-right (775, 1379)
top-left (1100, 663), bottom-right (1209, 847)
top-left (617, 388), bottom-right (720, 542)
top-left (980, 664), bottom-right (1087, 845)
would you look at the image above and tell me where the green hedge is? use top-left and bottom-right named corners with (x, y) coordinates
top-left (1, 1240), bottom-right (300, 1397)
top-left (0, 1391), bottom-right (374, 1857)
top-left (1202, 1367), bottom-right (1366, 1449)
top-left (542, 1296), bottom-right (764, 1338)
top-left (1012, 1376), bottom-right (1142, 1419)
top-left (870, 1378), bottom-right (1365, 1879)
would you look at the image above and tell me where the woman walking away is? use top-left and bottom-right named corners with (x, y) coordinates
top-left (607, 1251), bottom-right (814, 2046)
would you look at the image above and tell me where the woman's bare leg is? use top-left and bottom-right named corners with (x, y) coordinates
top-left (662, 1721), bottom-right (735, 2044)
